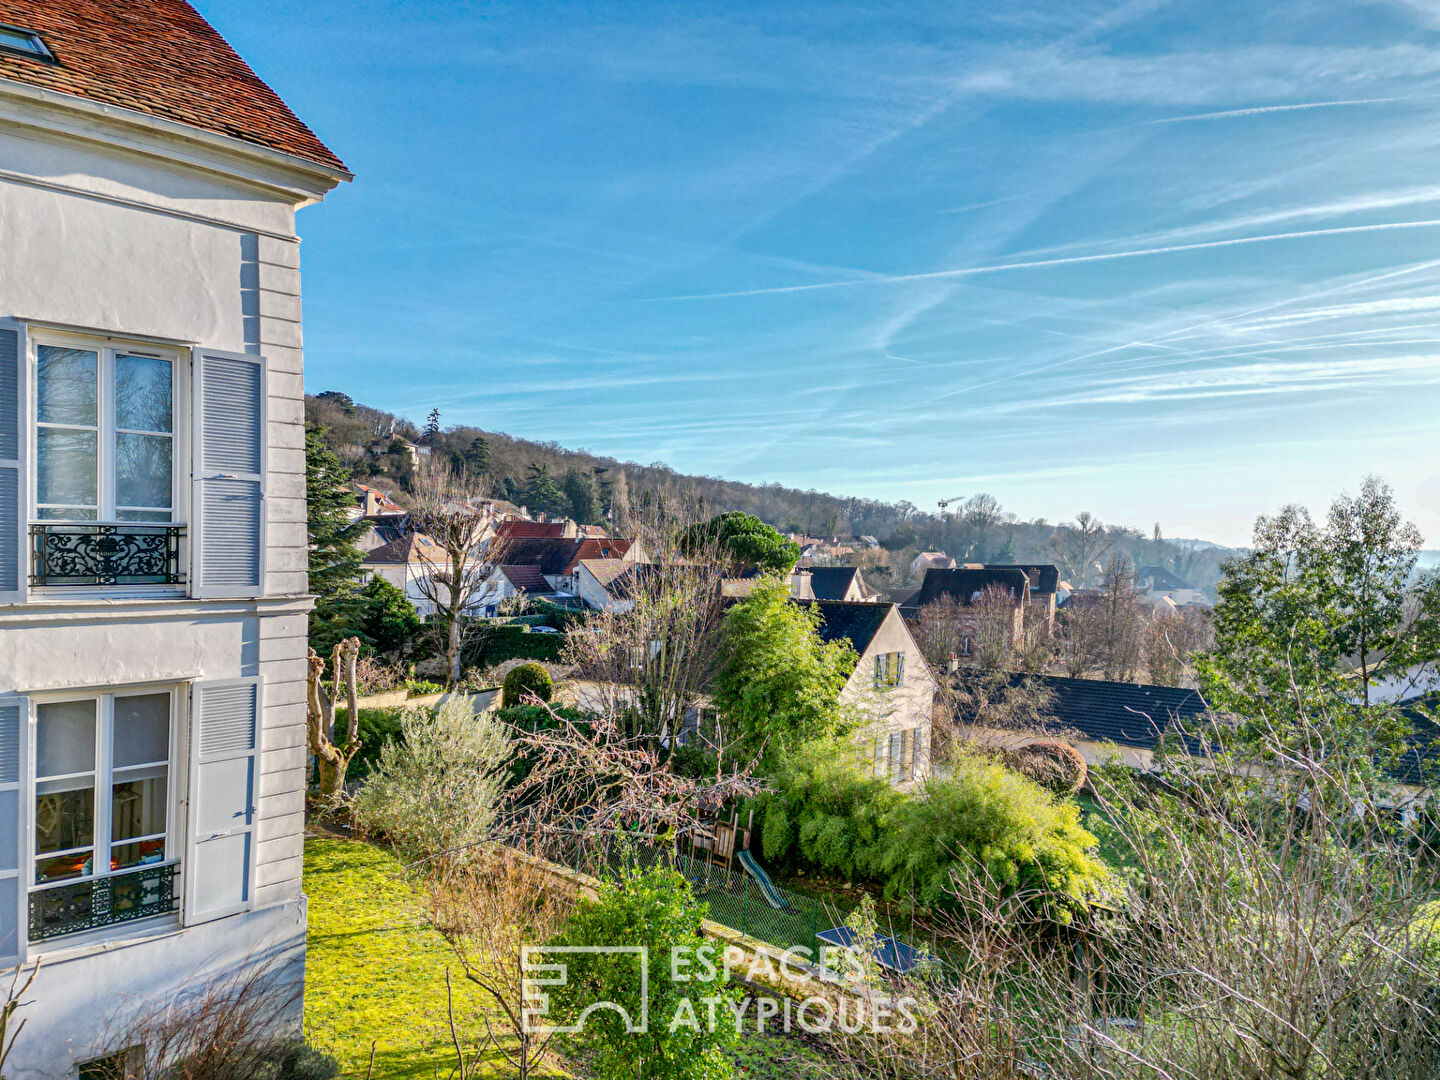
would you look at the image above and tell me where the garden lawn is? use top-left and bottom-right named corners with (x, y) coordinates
top-left (304, 835), bottom-right (556, 1078)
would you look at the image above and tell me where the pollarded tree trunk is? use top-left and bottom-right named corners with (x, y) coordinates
top-left (307, 637), bottom-right (362, 802)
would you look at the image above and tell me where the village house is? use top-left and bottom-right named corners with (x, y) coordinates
top-left (1135, 564), bottom-right (1210, 608)
top-left (903, 566), bottom-right (1033, 657)
top-left (0, 3), bottom-right (348, 1074)
top-left (802, 600), bottom-right (937, 785)
top-left (803, 565), bottom-right (879, 603)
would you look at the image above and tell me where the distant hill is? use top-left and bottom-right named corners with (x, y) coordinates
top-left (305, 390), bottom-right (1232, 591)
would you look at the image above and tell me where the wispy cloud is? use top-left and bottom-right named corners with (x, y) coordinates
top-left (1140, 94), bottom-right (1438, 125)
top-left (646, 220), bottom-right (1440, 301)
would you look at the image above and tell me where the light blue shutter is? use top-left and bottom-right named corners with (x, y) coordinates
top-left (185, 678), bottom-right (262, 924)
top-left (192, 349), bottom-right (266, 598)
top-left (0, 696), bottom-right (25, 963)
top-left (0, 322), bottom-right (22, 603)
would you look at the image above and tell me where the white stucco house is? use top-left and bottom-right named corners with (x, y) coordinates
top-left (0, 3), bottom-right (348, 1075)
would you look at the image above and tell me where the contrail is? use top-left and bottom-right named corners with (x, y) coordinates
top-left (648, 220), bottom-right (1440, 302)
top-left (1145, 94), bottom-right (1438, 125)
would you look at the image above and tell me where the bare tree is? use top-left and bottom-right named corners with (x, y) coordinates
top-left (1046, 510), bottom-right (1115, 587)
top-left (306, 636), bottom-right (361, 801)
top-left (427, 849), bottom-right (578, 1080)
top-left (1143, 606), bottom-right (1212, 685)
top-left (1095, 553), bottom-right (1145, 681)
top-left (406, 461), bottom-right (510, 684)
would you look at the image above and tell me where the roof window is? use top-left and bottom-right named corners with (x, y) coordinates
top-left (0, 23), bottom-right (53, 62)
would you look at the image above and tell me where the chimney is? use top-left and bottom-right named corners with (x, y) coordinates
top-left (947, 656), bottom-right (960, 675)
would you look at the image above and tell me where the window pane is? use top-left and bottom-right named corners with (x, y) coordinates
top-left (38, 507), bottom-right (98, 522)
top-left (35, 783), bottom-right (94, 856)
top-left (113, 694), bottom-right (170, 767)
top-left (36, 700), bottom-right (96, 776)
top-left (111, 838), bottom-right (167, 871)
top-left (116, 510), bottom-right (171, 522)
top-left (115, 433), bottom-right (172, 510)
top-left (115, 355), bottom-right (173, 433)
top-left (36, 851), bottom-right (93, 884)
top-left (37, 428), bottom-right (98, 509)
top-left (111, 771), bottom-right (167, 845)
top-left (36, 346), bottom-right (97, 426)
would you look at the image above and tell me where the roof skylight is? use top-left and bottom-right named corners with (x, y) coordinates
top-left (0, 23), bottom-right (53, 62)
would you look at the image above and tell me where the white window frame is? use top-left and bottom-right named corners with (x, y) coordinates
top-left (23, 327), bottom-right (190, 598)
top-left (25, 684), bottom-right (188, 952)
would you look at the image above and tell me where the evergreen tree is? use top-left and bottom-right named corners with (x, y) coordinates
top-left (522, 463), bottom-right (566, 517)
top-left (357, 575), bottom-right (423, 657)
top-left (306, 429), bottom-right (368, 654)
top-left (464, 435), bottom-right (492, 479)
top-left (501, 475), bottom-right (520, 503)
top-left (424, 407), bottom-right (441, 440)
top-left (560, 467), bottom-right (599, 525)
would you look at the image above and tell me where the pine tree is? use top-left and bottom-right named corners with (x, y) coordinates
top-left (522, 463), bottom-right (566, 518)
top-left (464, 435), bottom-right (492, 479)
top-left (424, 408), bottom-right (441, 440)
top-left (306, 429), bottom-right (369, 654)
top-left (561, 467), bottom-right (599, 525)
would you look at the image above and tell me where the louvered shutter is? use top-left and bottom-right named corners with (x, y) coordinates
top-left (185, 677), bottom-right (262, 924)
top-left (0, 696), bottom-right (25, 964)
top-left (0, 322), bottom-right (24, 604)
top-left (192, 349), bottom-right (266, 599)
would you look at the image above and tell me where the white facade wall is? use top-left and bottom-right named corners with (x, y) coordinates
top-left (0, 84), bottom-right (342, 1078)
top-left (844, 607), bottom-right (937, 785)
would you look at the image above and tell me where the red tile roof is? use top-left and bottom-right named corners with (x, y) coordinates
top-left (500, 565), bottom-right (553, 593)
top-left (497, 520), bottom-right (574, 540)
top-left (0, 0), bottom-right (346, 172)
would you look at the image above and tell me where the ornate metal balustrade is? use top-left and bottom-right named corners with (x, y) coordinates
top-left (30, 523), bottom-right (184, 587)
top-left (28, 862), bottom-right (179, 942)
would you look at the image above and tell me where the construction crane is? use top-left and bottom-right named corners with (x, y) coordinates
top-left (937, 495), bottom-right (966, 519)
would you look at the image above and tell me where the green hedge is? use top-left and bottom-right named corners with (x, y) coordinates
top-left (334, 706), bottom-right (406, 782)
top-left (462, 623), bottom-right (565, 667)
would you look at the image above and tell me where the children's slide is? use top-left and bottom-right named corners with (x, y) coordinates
top-left (738, 849), bottom-right (790, 910)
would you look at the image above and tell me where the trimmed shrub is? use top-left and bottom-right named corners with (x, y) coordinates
top-left (502, 662), bottom-right (553, 708)
top-left (1005, 739), bottom-right (1089, 796)
top-left (462, 623), bottom-right (565, 667)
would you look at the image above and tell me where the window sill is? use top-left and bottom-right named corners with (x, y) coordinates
top-left (28, 586), bottom-right (189, 602)
top-left (28, 913), bottom-right (183, 963)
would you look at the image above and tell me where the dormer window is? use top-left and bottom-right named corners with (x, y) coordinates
top-left (0, 24), bottom-right (54, 62)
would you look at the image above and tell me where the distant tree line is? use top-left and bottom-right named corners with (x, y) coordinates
top-left (305, 391), bottom-right (1233, 587)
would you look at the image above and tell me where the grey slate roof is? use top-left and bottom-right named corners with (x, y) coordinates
top-left (1029, 675), bottom-right (1208, 748)
top-left (798, 599), bottom-right (893, 655)
top-left (807, 566), bottom-right (861, 601)
top-left (1137, 565), bottom-right (1196, 591)
top-left (912, 567), bottom-right (1030, 611)
top-left (984, 564), bottom-right (1060, 594)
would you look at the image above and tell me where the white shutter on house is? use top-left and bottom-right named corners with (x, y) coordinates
top-left (0, 695), bottom-right (26, 964)
top-left (0, 321), bottom-right (24, 604)
top-left (192, 349), bottom-right (266, 599)
top-left (185, 678), bottom-right (262, 925)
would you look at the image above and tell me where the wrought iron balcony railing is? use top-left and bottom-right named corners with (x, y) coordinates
top-left (30, 523), bottom-right (184, 587)
top-left (28, 861), bottom-right (179, 942)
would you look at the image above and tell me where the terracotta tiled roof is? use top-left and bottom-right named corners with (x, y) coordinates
top-left (497, 521), bottom-right (574, 540)
top-left (362, 533), bottom-right (445, 566)
top-left (0, 0), bottom-right (346, 172)
top-left (499, 565), bottom-right (553, 593)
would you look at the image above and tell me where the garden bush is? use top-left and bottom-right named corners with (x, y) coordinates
top-left (351, 701), bottom-right (508, 860)
top-left (751, 741), bottom-right (1110, 916)
top-left (550, 861), bottom-right (738, 1080)
top-left (502, 661), bottom-right (553, 707)
top-left (876, 755), bottom-right (1112, 915)
top-left (333, 706), bottom-right (405, 781)
top-left (462, 623), bottom-right (565, 668)
top-left (1003, 739), bottom-right (1089, 796)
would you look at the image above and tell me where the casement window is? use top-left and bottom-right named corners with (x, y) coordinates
top-left (29, 690), bottom-right (181, 943)
top-left (0, 322), bottom-right (268, 601)
top-left (0, 677), bottom-right (261, 960)
top-left (873, 651), bottom-right (906, 691)
top-left (33, 338), bottom-right (179, 525)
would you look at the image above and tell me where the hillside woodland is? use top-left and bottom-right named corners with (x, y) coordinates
top-left (305, 391), bottom-right (1232, 590)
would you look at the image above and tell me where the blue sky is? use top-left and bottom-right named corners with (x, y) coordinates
top-left (202, 0), bottom-right (1440, 546)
